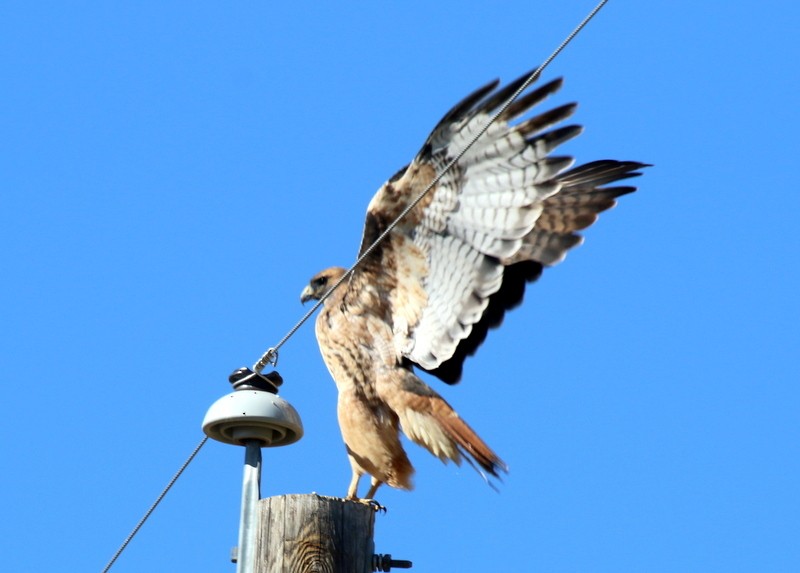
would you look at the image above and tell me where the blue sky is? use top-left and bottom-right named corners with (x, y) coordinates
top-left (3, 2), bottom-right (799, 571)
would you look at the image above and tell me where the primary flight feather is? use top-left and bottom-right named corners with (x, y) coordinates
top-left (300, 71), bottom-right (648, 500)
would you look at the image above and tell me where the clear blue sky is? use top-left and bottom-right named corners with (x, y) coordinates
top-left (3, 2), bottom-right (799, 572)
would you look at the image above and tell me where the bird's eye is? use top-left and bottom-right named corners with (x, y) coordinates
top-left (313, 276), bottom-right (328, 287)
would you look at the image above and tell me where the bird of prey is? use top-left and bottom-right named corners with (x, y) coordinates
top-left (300, 70), bottom-right (647, 500)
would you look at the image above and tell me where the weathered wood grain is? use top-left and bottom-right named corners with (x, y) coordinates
top-left (253, 494), bottom-right (375, 573)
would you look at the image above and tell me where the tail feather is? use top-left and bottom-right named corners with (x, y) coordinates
top-left (436, 408), bottom-right (508, 477)
top-left (378, 370), bottom-right (507, 481)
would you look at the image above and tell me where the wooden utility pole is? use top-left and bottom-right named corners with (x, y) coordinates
top-left (250, 493), bottom-right (411, 573)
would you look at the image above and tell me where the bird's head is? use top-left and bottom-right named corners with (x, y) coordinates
top-left (300, 267), bottom-right (347, 304)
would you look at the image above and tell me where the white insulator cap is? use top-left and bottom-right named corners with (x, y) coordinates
top-left (202, 390), bottom-right (303, 447)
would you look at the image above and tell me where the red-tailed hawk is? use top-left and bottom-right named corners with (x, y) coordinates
top-left (300, 71), bottom-right (647, 500)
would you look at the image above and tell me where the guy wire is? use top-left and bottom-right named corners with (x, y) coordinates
top-left (101, 437), bottom-right (208, 573)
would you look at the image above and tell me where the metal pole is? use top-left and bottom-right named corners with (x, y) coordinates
top-left (237, 439), bottom-right (262, 573)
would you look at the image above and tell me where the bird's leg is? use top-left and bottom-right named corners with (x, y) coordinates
top-left (346, 469), bottom-right (363, 500)
top-left (364, 477), bottom-right (382, 501)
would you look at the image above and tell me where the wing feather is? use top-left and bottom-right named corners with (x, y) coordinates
top-left (348, 72), bottom-right (648, 382)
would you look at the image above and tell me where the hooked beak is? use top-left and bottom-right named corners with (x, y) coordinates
top-left (300, 285), bottom-right (315, 305)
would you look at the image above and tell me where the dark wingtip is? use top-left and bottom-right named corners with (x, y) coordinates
top-left (501, 76), bottom-right (565, 121)
top-left (434, 78), bottom-right (500, 128)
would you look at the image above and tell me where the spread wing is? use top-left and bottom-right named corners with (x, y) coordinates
top-left (345, 71), bottom-right (647, 384)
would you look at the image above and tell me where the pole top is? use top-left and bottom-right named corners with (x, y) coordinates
top-left (202, 368), bottom-right (303, 447)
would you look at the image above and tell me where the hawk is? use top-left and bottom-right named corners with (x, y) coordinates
top-left (300, 71), bottom-right (647, 500)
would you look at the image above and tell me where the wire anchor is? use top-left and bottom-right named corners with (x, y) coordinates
top-left (253, 347), bottom-right (278, 374)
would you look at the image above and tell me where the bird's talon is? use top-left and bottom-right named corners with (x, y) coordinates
top-left (362, 499), bottom-right (387, 513)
